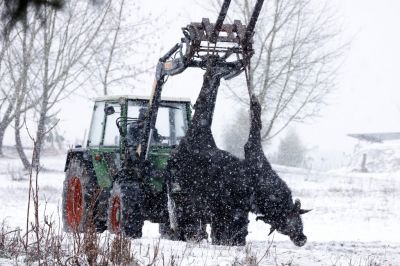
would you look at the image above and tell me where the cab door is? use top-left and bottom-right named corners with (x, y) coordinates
top-left (87, 101), bottom-right (121, 188)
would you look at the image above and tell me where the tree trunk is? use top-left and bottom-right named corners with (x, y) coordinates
top-left (0, 98), bottom-right (17, 157)
top-left (0, 127), bottom-right (6, 156)
top-left (14, 16), bottom-right (31, 170)
top-left (0, 120), bottom-right (12, 156)
top-left (32, 7), bottom-right (51, 170)
top-left (14, 110), bottom-right (31, 170)
top-left (32, 105), bottom-right (48, 170)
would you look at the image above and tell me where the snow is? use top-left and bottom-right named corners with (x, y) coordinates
top-left (0, 153), bottom-right (399, 265)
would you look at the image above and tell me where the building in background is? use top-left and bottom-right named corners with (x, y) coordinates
top-left (348, 132), bottom-right (400, 173)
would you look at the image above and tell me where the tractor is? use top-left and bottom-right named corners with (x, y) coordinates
top-left (62, 95), bottom-right (192, 235)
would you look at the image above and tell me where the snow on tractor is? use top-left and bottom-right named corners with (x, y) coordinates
top-left (62, 0), bottom-right (311, 247)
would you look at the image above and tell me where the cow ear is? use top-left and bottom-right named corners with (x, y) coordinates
top-left (294, 199), bottom-right (301, 210)
top-left (299, 209), bottom-right (312, 215)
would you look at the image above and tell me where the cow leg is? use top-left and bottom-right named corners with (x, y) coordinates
top-left (244, 95), bottom-right (264, 164)
top-left (244, 95), bottom-right (289, 213)
top-left (244, 96), bottom-right (308, 246)
top-left (166, 63), bottom-right (225, 242)
top-left (211, 203), bottom-right (249, 246)
top-left (187, 66), bottom-right (252, 246)
top-left (184, 63), bottom-right (225, 149)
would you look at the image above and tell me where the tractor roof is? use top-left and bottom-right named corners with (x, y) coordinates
top-left (348, 132), bottom-right (400, 143)
top-left (94, 95), bottom-right (191, 103)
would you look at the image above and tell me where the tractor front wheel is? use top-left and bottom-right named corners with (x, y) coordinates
top-left (62, 157), bottom-right (107, 233)
top-left (107, 180), bottom-right (144, 238)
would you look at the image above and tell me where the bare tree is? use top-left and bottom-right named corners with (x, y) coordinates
top-left (273, 128), bottom-right (307, 167)
top-left (215, 0), bottom-right (343, 144)
top-left (30, 0), bottom-right (113, 169)
top-left (0, 13), bottom-right (40, 163)
top-left (0, 34), bottom-right (13, 156)
top-left (0, 8), bottom-right (19, 156)
top-left (4, 0), bottom-right (113, 169)
top-left (88, 0), bottom-right (156, 96)
top-left (1, 0), bottom-right (160, 168)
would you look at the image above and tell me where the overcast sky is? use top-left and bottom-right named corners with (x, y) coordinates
top-left (298, 0), bottom-right (400, 152)
top-left (31, 0), bottom-right (400, 158)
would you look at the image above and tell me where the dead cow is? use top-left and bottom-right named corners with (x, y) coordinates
top-left (245, 96), bottom-right (311, 247)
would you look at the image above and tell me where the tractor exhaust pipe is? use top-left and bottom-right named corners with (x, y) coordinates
top-left (210, 0), bottom-right (232, 43)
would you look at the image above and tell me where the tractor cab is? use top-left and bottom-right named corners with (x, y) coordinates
top-left (83, 95), bottom-right (191, 189)
top-left (88, 95), bottom-right (191, 148)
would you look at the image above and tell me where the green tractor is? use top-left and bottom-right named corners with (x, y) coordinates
top-left (62, 95), bottom-right (191, 236)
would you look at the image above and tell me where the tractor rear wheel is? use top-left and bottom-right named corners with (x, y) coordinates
top-left (62, 157), bottom-right (107, 233)
top-left (108, 180), bottom-right (144, 238)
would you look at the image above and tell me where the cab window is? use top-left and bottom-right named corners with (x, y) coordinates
top-left (103, 103), bottom-right (121, 146)
top-left (88, 101), bottom-right (105, 146)
top-left (153, 103), bottom-right (188, 146)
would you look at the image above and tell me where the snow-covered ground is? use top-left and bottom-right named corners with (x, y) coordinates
top-left (0, 153), bottom-right (399, 265)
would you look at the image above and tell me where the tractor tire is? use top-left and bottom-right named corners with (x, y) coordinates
top-left (211, 209), bottom-right (249, 246)
top-left (108, 180), bottom-right (144, 238)
top-left (62, 157), bottom-right (107, 233)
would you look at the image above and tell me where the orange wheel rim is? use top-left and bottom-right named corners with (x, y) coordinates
top-left (66, 176), bottom-right (83, 230)
top-left (110, 196), bottom-right (121, 233)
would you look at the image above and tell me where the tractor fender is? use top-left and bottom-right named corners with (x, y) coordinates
top-left (64, 148), bottom-right (92, 172)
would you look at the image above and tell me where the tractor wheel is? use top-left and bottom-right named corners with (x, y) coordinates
top-left (62, 157), bottom-right (107, 233)
top-left (108, 180), bottom-right (144, 238)
top-left (211, 209), bottom-right (249, 246)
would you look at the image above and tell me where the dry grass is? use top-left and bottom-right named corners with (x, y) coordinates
top-left (1, 218), bottom-right (394, 266)
top-left (0, 217), bottom-right (142, 265)
top-left (0, 221), bottom-right (23, 262)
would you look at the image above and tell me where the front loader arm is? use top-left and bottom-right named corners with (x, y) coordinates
top-left (136, 0), bottom-right (265, 161)
top-left (136, 43), bottom-right (189, 160)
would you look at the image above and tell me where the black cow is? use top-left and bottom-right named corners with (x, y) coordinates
top-left (166, 61), bottom-right (310, 246)
top-left (244, 96), bottom-right (310, 247)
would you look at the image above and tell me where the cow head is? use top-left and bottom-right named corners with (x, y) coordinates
top-left (256, 198), bottom-right (311, 247)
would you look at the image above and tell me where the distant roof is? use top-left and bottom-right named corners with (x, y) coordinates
top-left (94, 95), bottom-right (191, 103)
top-left (348, 132), bottom-right (400, 143)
